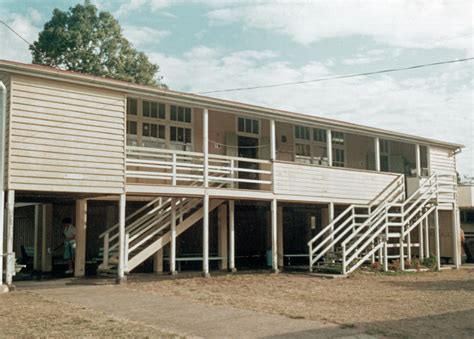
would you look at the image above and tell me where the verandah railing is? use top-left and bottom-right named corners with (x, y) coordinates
top-left (126, 146), bottom-right (272, 188)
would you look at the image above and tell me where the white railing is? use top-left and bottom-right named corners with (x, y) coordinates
top-left (341, 173), bottom-right (439, 275)
top-left (307, 174), bottom-right (405, 270)
top-left (126, 146), bottom-right (272, 187)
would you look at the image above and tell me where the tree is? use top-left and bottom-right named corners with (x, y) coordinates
top-left (30, 1), bottom-right (164, 87)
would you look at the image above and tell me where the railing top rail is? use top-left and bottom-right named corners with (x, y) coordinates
top-left (307, 205), bottom-right (354, 246)
top-left (402, 172), bottom-right (437, 208)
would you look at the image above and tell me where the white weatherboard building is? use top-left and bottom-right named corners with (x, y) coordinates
top-left (0, 60), bottom-right (464, 289)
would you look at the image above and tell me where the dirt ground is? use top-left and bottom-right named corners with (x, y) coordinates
top-left (0, 291), bottom-right (176, 338)
top-left (128, 268), bottom-right (474, 338)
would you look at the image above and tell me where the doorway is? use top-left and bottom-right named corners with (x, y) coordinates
top-left (237, 136), bottom-right (259, 190)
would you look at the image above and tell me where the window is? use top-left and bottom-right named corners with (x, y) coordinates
top-left (295, 143), bottom-right (311, 157)
top-left (313, 128), bottom-right (327, 143)
top-left (127, 120), bottom-right (137, 135)
top-left (127, 98), bottom-right (137, 115)
top-left (332, 131), bottom-right (344, 145)
top-left (143, 100), bottom-right (165, 119)
top-left (170, 105), bottom-right (192, 123)
top-left (295, 126), bottom-right (310, 140)
top-left (142, 123), bottom-right (165, 139)
top-left (333, 148), bottom-right (345, 167)
top-left (238, 117), bottom-right (259, 135)
top-left (170, 126), bottom-right (192, 144)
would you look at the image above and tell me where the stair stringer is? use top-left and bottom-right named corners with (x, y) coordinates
top-left (126, 199), bottom-right (225, 272)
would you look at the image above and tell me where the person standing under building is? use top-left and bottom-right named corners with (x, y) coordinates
top-left (62, 217), bottom-right (76, 274)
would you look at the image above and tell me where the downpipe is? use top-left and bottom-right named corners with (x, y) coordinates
top-left (0, 81), bottom-right (7, 293)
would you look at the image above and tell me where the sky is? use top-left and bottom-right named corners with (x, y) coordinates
top-left (1, 0), bottom-right (473, 177)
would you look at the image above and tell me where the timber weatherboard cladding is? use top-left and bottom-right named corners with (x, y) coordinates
top-left (429, 146), bottom-right (457, 205)
top-left (273, 161), bottom-right (399, 204)
top-left (8, 75), bottom-right (126, 194)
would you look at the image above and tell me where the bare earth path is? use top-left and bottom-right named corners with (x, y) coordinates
top-left (3, 268), bottom-right (473, 338)
top-left (126, 268), bottom-right (474, 338)
top-left (25, 283), bottom-right (368, 338)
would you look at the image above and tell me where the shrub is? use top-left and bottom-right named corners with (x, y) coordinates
top-left (422, 256), bottom-right (437, 270)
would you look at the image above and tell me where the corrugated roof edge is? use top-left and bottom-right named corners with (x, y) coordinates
top-left (0, 59), bottom-right (464, 150)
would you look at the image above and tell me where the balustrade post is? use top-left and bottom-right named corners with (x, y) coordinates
top-left (172, 153), bottom-right (177, 186)
top-left (375, 137), bottom-right (380, 172)
top-left (230, 159), bottom-right (235, 189)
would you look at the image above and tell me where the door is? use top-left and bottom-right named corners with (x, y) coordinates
top-left (238, 136), bottom-right (259, 189)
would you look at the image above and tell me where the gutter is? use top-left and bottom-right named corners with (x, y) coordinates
top-left (0, 81), bottom-right (6, 291)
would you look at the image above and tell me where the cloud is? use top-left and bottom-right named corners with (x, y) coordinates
top-left (341, 49), bottom-right (387, 65)
top-left (0, 13), bottom-right (41, 63)
top-left (150, 46), bottom-right (473, 176)
top-left (207, 0), bottom-right (474, 52)
top-left (115, 0), bottom-right (171, 17)
top-left (122, 25), bottom-right (170, 48)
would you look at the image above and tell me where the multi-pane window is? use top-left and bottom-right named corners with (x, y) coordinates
top-left (127, 121), bottom-right (137, 135)
top-left (295, 143), bottom-right (311, 157)
top-left (238, 117), bottom-right (259, 135)
top-left (313, 128), bottom-right (327, 142)
top-left (332, 131), bottom-right (344, 145)
top-left (295, 126), bottom-right (310, 140)
top-left (170, 126), bottom-right (192, 144)
top-left (170, 105), bottom-right (192, 123)
top-left (142, 123), bottom-right (165, 139)
top-left (127, 98), bottom-right (137, 116)
top-left (143, 100), bottom-right (165, 119)
top-left (333, 148), bottom-right (345, 167)
top-left (380, 139), bottom-right (390, 172)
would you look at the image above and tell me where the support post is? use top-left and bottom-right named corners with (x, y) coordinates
top-left (328, 202), bottom-right (335, 252)
top-left (424, 217), bottom-right (430, 256)
top-left (277, 206), bottom-right (284, 268)
top-left (418, 223), bottom-right (424, 261)
top-left (228, 200), bottom-right (236, 272)
top-left (116, 193), bottom-right (126, 284)
top-left (33, 204), bottom-right (41, 271)
top-left (218, 204), bottom-right (228, 270)
top-left (452, 204), bottom-right (460, 268)
top-left (153, 249), bottom-right (163, 273)
top-left (399, 225), bottom-right (405, 271)
top-left (375, 137), bottom-right (380, 172)
top-left (41, 204), bottom-right (53, 273)
top-left (203, 108), bottom-right (209, 188)
top-left (271, 198), bottom-right (278, 273)
top-left (407, 231), bottom-right (412, 263)
top-left (327, 129), bottom-right (333, 167)
top-left (6, 190), bottom-right (14, 286)
top-left (0, 190), bottom-right (4, 290)
top-left (415, 144), bottom-right (421, 177)
top-left (74, 199), bottom-right (87, 277)
top-left (170, 198), bottom-right (177, 275)
top-left (434, 208), bottom-right (441, 270)
top-left (202, 193), bottom-right (210, 277)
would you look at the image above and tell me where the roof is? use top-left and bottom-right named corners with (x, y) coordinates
top-left (0, 59), bottom-right (464, 150)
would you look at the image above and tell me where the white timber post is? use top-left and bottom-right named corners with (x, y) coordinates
top-left (434, 208), bottom-right (441, 270)
top-left (203, 193), bottom-right (210, 277)
top-left (33, 204), bottom-right (40, 271)
top-left (170, 198), bottom-right (177, 275)
top-left (271, 198), bottom-right (278, 273)
top-left (172, 153), bottom-right (177, 186)
top-left (424, 217), bottom-right (430, 257)
top-left (41, 204), bottom-right (53, 273)
top-left (117, 193), bottom-right (126, 284)
top-left (277, 206), bottom-right (284, 268)
top-left (218, 203), bottom-right (228, 270)
top-left (418, 222), bottom-right (424, 261)
top-left (375, 137), bottom-right (381, 172)
top-left (270, 119), bottom-right (276, 191)
top-left (329, 202), bottom-right (335, 252)
top-left (228, 200), bottom-right (236, 272)
top-left (203, 108), bottom-right (210, 277)
top-left (415, 144), bottom-right (421, 177)
top-left (452, 203), bottom-right (460, 269)
top-left (6, 190), bottom-right (14, 286)
top-left (74, 199), bottom-right (87, 277)
top-left (327, 129), bottom-right (333, 167)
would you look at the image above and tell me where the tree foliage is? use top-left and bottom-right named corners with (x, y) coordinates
top-left (30, 1), bottom-right (164, 86)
